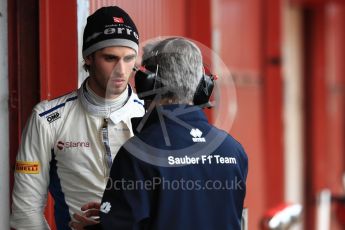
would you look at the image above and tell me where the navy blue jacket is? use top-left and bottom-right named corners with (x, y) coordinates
top-left (98, 105), bottom-right (248, 230)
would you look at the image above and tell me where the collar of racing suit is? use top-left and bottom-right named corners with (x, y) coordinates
top-left (78, 78), bottom-right (138, 125)
top-left (85, 79), bottom-right (129, 111)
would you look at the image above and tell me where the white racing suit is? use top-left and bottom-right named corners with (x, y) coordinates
top-left (10, 83), bottom-right (145, 230)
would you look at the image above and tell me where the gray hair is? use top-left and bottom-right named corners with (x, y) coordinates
top-left (142, 37), bottom-right (203, 104)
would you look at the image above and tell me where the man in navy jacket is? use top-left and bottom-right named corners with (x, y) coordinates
top-left (85, 37), bottom-right (248, 230)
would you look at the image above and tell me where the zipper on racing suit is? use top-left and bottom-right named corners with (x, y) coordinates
top-left (101, 118), bottom-right (113, 176)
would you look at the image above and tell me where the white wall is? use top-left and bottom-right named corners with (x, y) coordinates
top-left (77, 0), bottom-right (90, 86)
top-left (282, 1), bottom-right (304, 230)
top-left (0, 0), bottom-right (9, 228)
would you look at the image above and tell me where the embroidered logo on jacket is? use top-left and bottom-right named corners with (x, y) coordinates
top-left (46, 112), bottom-right (60, 123)
top-left (100, 202), bottom-right (112, 214)
top-left (190, 128), bottom-right (206, 143)
top-left (15, 161), bottom-right (40, 174)
top-left (57, 141), bottom-right (90, 150)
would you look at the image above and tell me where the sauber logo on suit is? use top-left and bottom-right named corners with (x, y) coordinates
top-left (56, 141), bottom-right (91, 150)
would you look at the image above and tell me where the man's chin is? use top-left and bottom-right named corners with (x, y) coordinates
top-left (106, 87), bottom-right (127, 99)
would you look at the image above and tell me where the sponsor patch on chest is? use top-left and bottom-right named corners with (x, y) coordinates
top-left (46, 112), bottom-right (61, 123)
top-left (57, 140), bottom-right (91, 151)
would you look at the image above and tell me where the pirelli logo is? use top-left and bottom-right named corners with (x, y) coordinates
top-left (15, 161), bottom-right (40, 174)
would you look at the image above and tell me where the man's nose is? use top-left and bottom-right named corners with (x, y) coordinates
top-left (113, 59), bottom-right (126, 75)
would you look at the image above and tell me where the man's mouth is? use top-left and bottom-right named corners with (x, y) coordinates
top-left (110, 78), bottom-right (125, 86)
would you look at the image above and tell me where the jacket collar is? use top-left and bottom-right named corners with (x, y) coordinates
top-left (131, 104), bottom-right (208, 135)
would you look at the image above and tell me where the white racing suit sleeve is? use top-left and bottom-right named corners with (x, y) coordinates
top-left (10, 109), bottom-right (53, 230)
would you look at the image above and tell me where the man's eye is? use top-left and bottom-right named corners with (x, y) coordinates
top-left (105, 56), bottom-right (117, 61)
top-left (124, 56), bottom-right (135, 62)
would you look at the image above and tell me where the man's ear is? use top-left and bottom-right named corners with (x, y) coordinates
top-left (84, 54), bottom-right (93, 65)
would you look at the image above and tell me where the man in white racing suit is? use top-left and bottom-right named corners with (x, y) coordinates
top-left (10, 6), bottom-right (144, 230)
